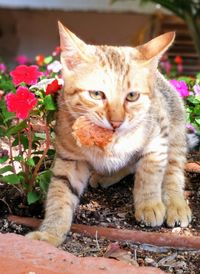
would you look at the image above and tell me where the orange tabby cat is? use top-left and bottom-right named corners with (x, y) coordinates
top-left (26, 22), bottom-right (191, 246)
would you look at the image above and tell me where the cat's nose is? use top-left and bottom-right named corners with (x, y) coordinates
top-left (110, 121), bottom-right (122, 129)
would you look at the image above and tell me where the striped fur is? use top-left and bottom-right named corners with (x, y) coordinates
top-left (26, 23), bottom-right (191, 246)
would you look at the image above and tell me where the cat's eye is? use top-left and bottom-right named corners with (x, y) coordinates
top-left (89, 90), bottom-right (105, 100)
top-left (126, 92), bottom-right (140, 102)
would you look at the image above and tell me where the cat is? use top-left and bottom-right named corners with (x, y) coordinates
top-left (26, 22), bottom-right (192, 246)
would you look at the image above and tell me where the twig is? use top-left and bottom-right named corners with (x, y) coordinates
top-left (134, 249), bottom-right (137, 261)
top-left (0, 198), bottom-right (12, 214)
top-left (95, 230), bottom-right (100, 251)
top-left (30, 122), bottom-right (51, 186)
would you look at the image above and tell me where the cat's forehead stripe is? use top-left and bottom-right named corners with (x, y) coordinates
top-left (95, 46), bottom-right (131, 87)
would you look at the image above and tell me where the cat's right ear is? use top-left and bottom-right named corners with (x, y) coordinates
top-left (137, 32), bottom-right (175, 68)
top-left (58, 21), bottom-right (95, 71)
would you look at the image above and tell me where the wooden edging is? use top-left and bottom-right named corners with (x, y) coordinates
top-left (8, 215), bottom-right (200, 249)
top-left (185, 162), bottom-right (200, 173)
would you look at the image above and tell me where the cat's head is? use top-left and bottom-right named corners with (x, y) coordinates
top-left (58, 21), bottom-right (175, 132)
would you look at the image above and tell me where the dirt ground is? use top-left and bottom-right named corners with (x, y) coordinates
top-left (0, 159), bottom-right (200, 273)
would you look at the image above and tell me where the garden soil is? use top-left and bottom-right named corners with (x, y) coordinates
top-left (0, 154), bottom-right (200, 274)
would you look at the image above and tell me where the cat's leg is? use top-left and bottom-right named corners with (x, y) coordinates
top-left (133, 137), bottom-right (168, 227)
top-left (26, 157), bottom-right (90, 246)
top-left (89, 166), bottom-right (131, 188)
top-left (162, 141), bottom-right (191, 227)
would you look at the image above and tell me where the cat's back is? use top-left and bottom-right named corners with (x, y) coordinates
top-left (155, 71), bottom-right (185, 123)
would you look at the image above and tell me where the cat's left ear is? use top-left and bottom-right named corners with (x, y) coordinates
top-left (58, 21), bottom-right (95, 71)
top-left (137, 32), bottom-right (175, 65)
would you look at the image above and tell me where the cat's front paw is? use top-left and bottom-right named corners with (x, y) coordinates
top-left (135, 200), bottom-right (166, 227)
top-left (26, 231), bottom-right (63, 247)
top-left (166, 198), bottom-right (192, 227)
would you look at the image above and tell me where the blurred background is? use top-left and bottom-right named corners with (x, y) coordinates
top-left (0, 0), bottom-right (199, 75)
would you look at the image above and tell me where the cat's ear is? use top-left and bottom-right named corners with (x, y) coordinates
top-left (137, 32), bottom-right (175, 64)
top-left (58, 21), bottom-right (95, 71)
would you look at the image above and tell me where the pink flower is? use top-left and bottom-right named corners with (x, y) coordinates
top-left (10, 65), bottom-right (43, 86)
top-left (0, 63), bottom-right (6, 73)
top-left (186, 124), bottom-right (196, 133)
top-left (193, 84), bottom-right (200, 96)
top-left (5, 86), bottom-right (37, 119)
top-left (16, 55), bottom-right (29, 65)
top-left (177, 64), bottom-right (183, 74)
top-left (160, 61), bottom-right (171, 75)
top-left (169, 79), bottom-right (189, 97)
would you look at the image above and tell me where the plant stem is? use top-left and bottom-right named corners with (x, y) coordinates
top-left (17, 131), bottom-right (25, 173)
top-left (30, 121), bottom-right (51, 187)
top-left (24, 119), bottom-right (33, 185)
top-left (27, 119), bottom-right (33, 160)
top-left (8, 137), bottom-right (16, 174)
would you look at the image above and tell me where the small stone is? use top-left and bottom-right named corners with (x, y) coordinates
top-left (172, 227), bottom-right (181, 233)
top-left (145, 257), bottom-right (157, 267)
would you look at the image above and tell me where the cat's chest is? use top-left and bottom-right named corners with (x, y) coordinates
top-left (84, 130), bottom-right (143, 173)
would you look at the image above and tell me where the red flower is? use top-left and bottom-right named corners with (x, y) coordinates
top-left (36, 55), bottom-right (45, 66)
top-left (10, 65), bottom-right (43, 86)
top-left (5, 86), bottom-right (37, 119)
top-left (45, 79), bottom-right (62, 95)
top-left (174, 56), bottom-right (183, 65)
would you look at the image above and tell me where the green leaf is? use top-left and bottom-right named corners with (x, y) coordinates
top-left (2, 174), bottom-right (21, 184)
top-left (0, 98), bottom-right (16, 122)
top-left (44, 95), bottom-right (57, 110)
top-left (177, 76), bottom-right (192, 84)
top-left (14, 155), bottom-right (23, 161)
top-left (0, 76), bottom-right (15, 92)
top-left (13, 135), bottom-right (29, 150)
top-left (193, 105), bottom-right (200, 114)
top-left (196, 72), bottom-right (200, 81)
top-left (26, 158), bottom-right (35, 167)
top-left (0, 127), bottom-right (5, 138)
top-left (187, 96), bottom-right (200, 105)
top-left (27, 191), bottom-right (40, 205)
top-left (195, 118), bottom-right (200, 125)
top-left (47, 149), bottom-right (55, 157)
top-left (5, 120), bottom-right (27, 137)
top-left (34, 132), bottom-right (46, 140)
top-left (44, 56), bottom-right (53, 64)
top-left (0, 155), bottom-right (9, 163)
top-left (0, 165), bottom-right (13, 174)
top-left (37, 170), bottom-right (51, 193)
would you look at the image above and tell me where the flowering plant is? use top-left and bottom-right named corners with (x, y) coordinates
top-left (170, 76), bottom-right (200, 135)
top-left (162, 56), bottom-right (200, 136)
top-left (0, 48), bottom-right (62, 204)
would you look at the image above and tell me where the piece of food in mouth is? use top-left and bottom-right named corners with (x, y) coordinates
top-left (72, 116), bottom-right (113, 149)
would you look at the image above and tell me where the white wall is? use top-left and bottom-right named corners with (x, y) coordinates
top-left (0, 0), bottom-right (162, 14)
